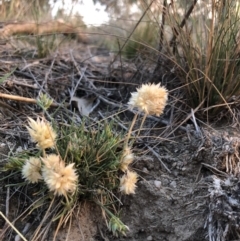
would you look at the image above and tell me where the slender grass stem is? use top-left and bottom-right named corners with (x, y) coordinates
top-left (125, 113), bottom-right (138, 148)
top-left (0, 211), bottom-right (27, 241)
top-left (42, 149), bottom-right (46, 158)
top-left (31, 197), bottom-right (56, 241)
top-left (137, 112), bottom-right (147, 137)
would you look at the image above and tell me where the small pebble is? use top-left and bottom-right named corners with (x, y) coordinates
top-left (169, 181), bottom-right (177, 189)
top-left (172, 162), bottom-right (177, 168)
top-left (154, 180), bottom-right (161, 189)
top-left (142, 167), bottom-right (149, 173)
top-left (15, 146), bottom-right (23, 153)
top-left (172, 171), bottom-right (179, 177)
top-left (161, 178), bottom-right (169, 186)
top-left (147, 235), bottom-right (153, 240)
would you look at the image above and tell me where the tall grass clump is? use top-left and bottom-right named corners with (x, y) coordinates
top-left (0, 0), bottom-right (50, 21)
top-left (164, 0), bottom-right (240, 120)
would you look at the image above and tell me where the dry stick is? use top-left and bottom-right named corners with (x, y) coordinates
top-left (0, 92), bottom-right (59, 107)
top-left (201, 163), bottom-right (228, 178)
top-left (6, 186), bottom-right (9, 219)
top-left (21, 62), bottom-right (45, 94)
top-left (116, 38), bottom-right (125, 82)
top-left (170, 0), bottom-right (198, 56)
top-left (38, 221), bottom-right (53, 241)
top-left (0, 212), bottom-right (27, 241)
top-left (10, 80), bottom-right (39, 89)
top-left (145, 144), bottom-right (171, 174)
top-left (191, 108), bottom-right (202, 136)
top-left (33, 203), bottom-right (61, 241)
top-left (53, 202), bottom-right (77, 241)
top-left (204, 2), bottom-right (215, 119)
top-left (152, 0), bottom-right (195, 77)
top-left (53, 215), bottom-right (64, 241)
top-left (99, 96), bottom-right (188, 133)
top-left (69, 62), bottom-right (87, 100)
top-left (99, 94), bottom-right (187, 133)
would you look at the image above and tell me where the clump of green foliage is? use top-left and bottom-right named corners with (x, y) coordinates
top-left (1, 94), bottom-right (132, 240)
top-left (1, 81), bottom-right (168, 240)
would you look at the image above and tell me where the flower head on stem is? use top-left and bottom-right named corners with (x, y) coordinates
top-left (42, 154), bottom-right (78, 196)
top-left (22, 157), bottom-right (42, 183)
top-left (126, 83), bottom-right (168, 143)
top-left (27, 117), bottom-right (56, 151)
top-left (120, 170), bottom-right (138, 195)
top-left (120, 146), bottom-right (134, 172)
top-left (128, 83), bottom-right (168, 116)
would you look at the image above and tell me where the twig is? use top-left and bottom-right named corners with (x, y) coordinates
top-left (191, 108), bottom-right (202, 136)
top-left (6, 186), bottom-right (9, 219)
top-left (98, 95), bottom-right (124, 108)
top-left (201, 163), bottom-right (228, 177)
top-left (145, 144), bottom-right (171, 174)
top-left (0, 92), bottom-right (59, 107)
top-left (100, 110), bottom-right (174, 174)
top-left (0, 212), bottom-right (27, 241)
top-left (9, 80), bottom-right (39, 89)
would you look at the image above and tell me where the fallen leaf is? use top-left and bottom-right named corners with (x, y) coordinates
top-left (71, 96), bottom-right (95, 116)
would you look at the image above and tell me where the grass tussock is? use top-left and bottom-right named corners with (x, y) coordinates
top-left (102, 0), bottom-right (240, 122)
top-left (163, 0), bottom-right (240, 120)
top-left (1, 84), bottom-right (168, 240)
top-left (2, 118), bottom-right (129, 238)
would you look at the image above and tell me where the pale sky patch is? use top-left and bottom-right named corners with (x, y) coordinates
top-left (49, 0), bottom-right (109, 26)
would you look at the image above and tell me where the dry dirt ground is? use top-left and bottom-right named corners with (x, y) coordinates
top-left (0, 40), bottom-right (240, 241)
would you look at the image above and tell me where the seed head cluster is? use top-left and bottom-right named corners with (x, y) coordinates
top-left (120, 170), bottom-right (138, 195)
top-left (42, 154), bottom-right (78, 196)
top-left (22, 157), bottom-right (42, 183)
top-left (120, 146), bottom-right (134, 172)
top-left (128, 83), bottom-right (168, 116)
top-left (27, 117), bottom-right (56, 150)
